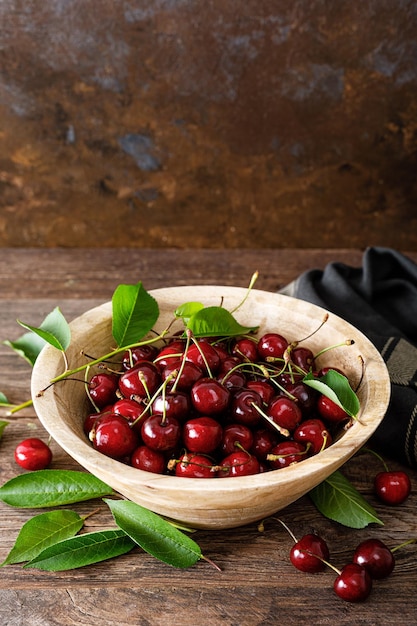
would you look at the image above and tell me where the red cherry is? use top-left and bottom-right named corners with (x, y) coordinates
top-left (91, 413), bottom-right (139, 459)
top-left (290, 346), bottom-right (314, 372)
top-left (230, 388), bottom-right (263, 427)
top-left (267, 396), bottom-right (302, 433)
top-left (190, 377), bottom-right (231, 415)
top-left (352, 538), bottom-right (395, 579)
top-left (246, 380), bottom-right (275, 405)
top-left (257, 332), bottom-right (289, 360)
top-left (122, 344), bottom-right (158, 370)
top-left (249, 427), bottom-right (278, 460)
top-left (290, 533), bottom-right (330, 573)
top-left (118, 361), bottom-right (161, 400)
top-left (174, 453), bottom-right (217, 478)
top-left (14, 438), bottom-right (53, 470)
top-left (218, 450), bottom-right (260, 477)
top-left (232, 337), bottom-right (259, 362)
top-left (131, 445), bottom-right (166, 474)
top-left (88, 372), bottom-right (119, 408)
top-left (141, 414), bottom-right (181, 452)
top-left (317, 394), bottom-right (350, 424)
top-left (267, 441), bottom-right (308, 469)
top-left (333, 563), bottom-right (372, 603)
top-left (185, 341), bottom-right (221, 374)
top-left (293, 418), bottom-right (332, 455)
top-left (374, 470), bottom-right (411, 505)
top-left (151, 391), bottom-right (191, 422)
top-left (162, 360), bottom-right (203, 391)
top-left (182, 416), bottom-right (223, 454)
top-left (221, 423), bottom-right (254, 456)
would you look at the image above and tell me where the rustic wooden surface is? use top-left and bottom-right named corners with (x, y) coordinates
top-left (0, 248), bottom-right (416, 626)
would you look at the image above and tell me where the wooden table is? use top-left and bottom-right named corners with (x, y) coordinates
top-left (1, 248), bottom-right (416, 626)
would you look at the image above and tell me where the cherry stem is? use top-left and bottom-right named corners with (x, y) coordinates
top-left (250, 402), bottom-right (290, 437)
top-left (313, 339), bottom-right (355, 361)
top-left (391, 538), bottom-right (417, 553)
top-left (6, 398), bottom-right (34, 414)
top-left (229, 270), bottom-right (259, 314)
top-left (362, 446), bottom-right (390, 472)
top-left (296, 313), bottom-right (329, 343)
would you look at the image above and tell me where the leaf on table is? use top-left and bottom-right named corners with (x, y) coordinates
top-left (3, 331), bottom-right (47, 366)
top-left (104, 498), bottom-right (202, 568)
top-left (303, 370), bottom-right (360, 418)
top-left (0, 419), bottom-right (9, 439)
top-left (112, 281), bottom-right (159, 348)
top-left (17, 307), bottom-right (71, 353)
top-left (185, 306), bottom-right (258, 338)
top-left (24, 529), bottom-right (135, 571)
top-left (309, 470), bottom-right (383, 528)
top-left (0, 470), bottom-right (114, 508)
top-left (1, 509), bottom-right (84, 566)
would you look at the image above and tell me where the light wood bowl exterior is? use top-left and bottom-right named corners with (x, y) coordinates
top-left (31, 286), bottom-right (391, 530)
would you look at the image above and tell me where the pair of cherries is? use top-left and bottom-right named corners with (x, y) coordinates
top-left (275, 519), bottom-right (414, 603)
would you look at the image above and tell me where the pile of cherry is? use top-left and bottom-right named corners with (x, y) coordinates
top-left (83, 330), bottom-right (355, 477)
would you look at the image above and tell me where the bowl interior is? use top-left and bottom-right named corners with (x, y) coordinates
top-left (31, 286), bottom-right (391, 529)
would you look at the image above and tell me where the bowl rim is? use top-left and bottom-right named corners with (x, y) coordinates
top-left (31, 285), bottom-right (391, 496)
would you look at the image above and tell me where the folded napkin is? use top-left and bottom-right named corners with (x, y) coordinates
top-left (280, 247), bottom-right (417, 469)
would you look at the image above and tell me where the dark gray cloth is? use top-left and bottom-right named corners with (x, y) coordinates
top-left (280, 247), bottom-right (417, 468)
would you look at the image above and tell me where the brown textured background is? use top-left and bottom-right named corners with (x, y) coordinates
top-left (0, 1), bottom-right (416, 249)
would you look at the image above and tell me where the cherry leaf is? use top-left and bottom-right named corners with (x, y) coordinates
top-left (0, 420), bottom-right (9, 438)
top-left (17, 307), bottom-right (71, 352)
top-left (186, 306), bottom-right (258, 338)
top-left (112, 281), bottom-right (159, 348)
top-left (104, 498), bottom-right (202, 568)
top-left (1, 510), bottom-right (84, 566)
top-left (174, 301), bottom-right (204, 324)
top-left (0, 470), bottom-right (114, 508)
top-left (309, 470), bottom-right (383, 528)
top-left (303, 370), bottom-right (360, 418)
top-left (0, 392), bottom-right (11, 406)
top-left (4, 331), bottom-right (47, 366)
top-left (24, 529), bottom-right (135, 571)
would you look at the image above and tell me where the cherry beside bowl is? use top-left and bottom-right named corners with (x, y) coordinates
top-left (31, 286), bottom-right (391, 530)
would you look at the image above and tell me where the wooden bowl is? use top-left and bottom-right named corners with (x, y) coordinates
top-left (31, 286), bottom-right (390, 530)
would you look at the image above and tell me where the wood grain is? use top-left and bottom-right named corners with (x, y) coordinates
top-left (0, 249), bottom-right (416, 626)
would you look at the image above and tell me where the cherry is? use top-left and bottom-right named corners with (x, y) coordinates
top-left (182, 416), bottom-right (223, 454)
top-left (290, 533), bottom-right (330, 573)
top-left (333, 562), bottom-right (372, 603)
top-left (91, 413), bottom-right (139, 459)
top-left (218, 450), bottom-right (260, 477)
top-left (250, 427), bottom-right (278, 460)
top-left (232, 337), bottom-right (259, 362)
top-left (153, 342), bottom-right (184, 370)
top-left (352, 538), bottom-right (395, 579)
top-left (14, 438), bottom-right (53, 470)
top-left (141, 414), bottom-right (181, 452)
top-left (246, 379), bottom-right (275, 405)
top-left (374, 470), bottom-right (411, 505)
top-left (267, 441), bottom-right (308, 469)
top-left (185, 341), bottom-right (220, 374)
top-left (88, 372), bottom-right (119, 408)
top-left (293, 418), bottom-right (332, 455)
top-left (131, 445), bottom-right (166, 474)
top-left (284, 381), bottom-right (317, 417)
top-left (122, 344), bottom-right (159, 370)
top-left (118, 361), bottom-right (161, 400)
top-left (267, 396), bottom-right (302, 433)
top-left (317, 394), bottom-right (350, 424)
top-left (257, 332), bottom-right (289, 360)
top-left (230, 388), bottom-right (263, 427)
top-left (151, 390), bottom-right (191, 422)
top-left (174, 453), bottom-right (217, 478)
top-left (221, 423), bottom-right (254, 456)
top-left (290, 346), bottom-right (314, 372)
top-left (190, 378), bottom-right (231, 415)
top-left (162, 360), bottom-right (203, 391)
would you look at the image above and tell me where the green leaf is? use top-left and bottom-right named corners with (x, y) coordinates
top-left (112, 281), bottom-right (159, 348)
top-left (303, 370), bottom-right (360, 418)
top-left (0, 392), bottom-right (9, 406)
top-left (186, 306), bottom-right (258, 338)
top-left (0, 470), bottom-right (114, 508)
top-left (24, 529), bottom-right (135, 571)
top-left (17, 307), bottom-right (71, 352)
top-left (0, 420), bottom-right (9, 439)
top-left (104, 498), bottom-right (202, 569)
top-left (3, 331), bottom-right (47, 366)
top-left (1, 510), bottom-right (84, 566)
top-left (175, 302), bottom-right (204, 324)
top-left (309, 470), bottom-right (383, 528)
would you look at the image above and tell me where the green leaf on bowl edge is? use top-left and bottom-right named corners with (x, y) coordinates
top-left (17, 307), bottom-right (71, 353)
top-left (309, 470), bottom-right (383, 529)
top-left (185, 306), bottom-right (258, 338)
top-left (0, 470), bottom-right (114, 508)
top-left (303, 369), bottom-right (360, 418)
top-left (112, 281), bottom-right (159, 348)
